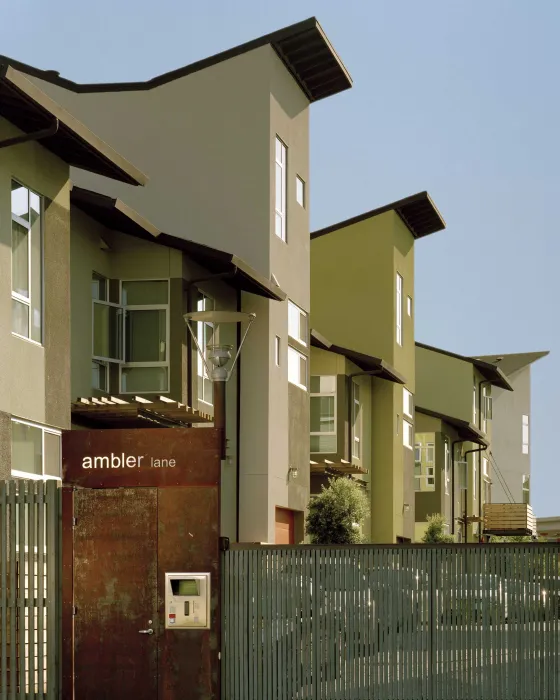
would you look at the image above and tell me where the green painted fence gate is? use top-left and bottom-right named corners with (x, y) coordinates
top-left (222, 543), bottom-right (560, 700)
top-left (0, 480), bottom-right (60, 700)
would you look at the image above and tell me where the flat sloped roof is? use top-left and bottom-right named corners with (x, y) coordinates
top-left (0, 64), bottom-right (146, 185)
top-left (312, 192), bottom-right (446, 241)
top-left (0, 18), bottom-right (352, 103)
top-left (475, 351), bottom-right (550, 377)
top-left (416, 406), bottom-right (489, 447)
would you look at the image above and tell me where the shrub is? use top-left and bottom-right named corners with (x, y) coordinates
top-left (421, 513), bottom-right (455, 543)
top-left (305, 477), bottom-right (369, 545)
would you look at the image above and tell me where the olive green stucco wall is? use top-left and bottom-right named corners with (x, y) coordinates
top-left (0, 117), bottom-right (71, 437)
top-left (415, 345), bottom-right (473, 422)
top-left (310, 210), bottom-right (416, 543)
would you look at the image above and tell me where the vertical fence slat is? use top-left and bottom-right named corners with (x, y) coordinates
top-left (1, 483), bottom-right (7, 700)
top-left (28, 483), bottom-right (35, 698)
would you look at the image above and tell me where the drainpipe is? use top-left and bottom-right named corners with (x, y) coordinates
top-left (478, 379), bottom-right (492, 539)
top-left (451, 439), bottom-right (465, 537)
top-left (0, 118), bottom-right (59, 149)
top-left (462, 445), bottom-right (488, 542)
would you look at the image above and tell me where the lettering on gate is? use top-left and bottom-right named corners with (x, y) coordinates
top-left (81, 454), bottom-right (177, 469)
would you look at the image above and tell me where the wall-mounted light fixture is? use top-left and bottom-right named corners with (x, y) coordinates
top-left (403, 503), bottom-right (410, 513)
top-left (288, 466), bottom-right (299, 480)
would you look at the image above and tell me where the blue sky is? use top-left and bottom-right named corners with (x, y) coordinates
top-left (2, 1), bottom-right (558, 516)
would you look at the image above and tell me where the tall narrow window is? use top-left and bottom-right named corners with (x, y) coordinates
top-left (414, 437), bottom-right (435, 491)
top-left (396, 273), bottom-right (403, 346)
top-left (473, 384), bottom-right (477, 425)
top-left (275, 336), bottom-right (281, 367)
top-left (275, 136), bottom-right (287, 241)
top-left (407, 296), bottom-right (412, 317)
top-left (444, 437), bottom-right (451, 495)
top-left (196, 292), bottom-right (214, 405)
top-left (522, 474), bottom-right (530, 504)
top-left (403, 420), bottom-right (414, 450)
top-left (310, 376), bottom-right (336, 453)
top-left (522, 415), bottom-right (529, 454)
top-left (352, 381), bottom-right (362, 459)
top-left (11, 181), bottom-right (43, 342)
top-left (121, 280), bottom-right (169, 393)
top-left (403, 388), bottom-right (413, 419)
top-left (473, 457), bottom-right (477, 501)
top-left (481, 386), bottom-right (487, 433)
top-left (296, 175), bottom-right (305, 207)
top-left (92, 272), bottom-right (122, 392)
top-left (482, 456), bottom-right (490, 503)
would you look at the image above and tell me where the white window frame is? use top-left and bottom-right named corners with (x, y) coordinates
top-left (473, 457), bottom-right (477, 501)
top-left (482, 386), bottom-right (491, 433)
top-left (92, 273), bottom-right (123, 367)
top-left (288, 346), bottom-right (307, 391)
top-left (414, 440), bottom-right (435, 491)
top-left (11, 180), bottom-right (43, 346)
top-left (275, 136), bottom-right (287, 241)
top-left (288, 300), bottom-right (307, 347)
top-left (444, 437), bottom-right (451, 496)
top-left (310, 376), bottom-right (337, 454)
top-left (522, 473), bottom-right (530, 503)
top-left (296, 175), bottom-right (305, 208)
top-left (396, 273), bottom-right (403, 346)
top-left (403, 419), bottom-right (413, 450)
top-left (196, 292), bottom-right (214, 405)
top-left (11, 418), bottom-right (62, 481)
top-left (403, 387), bottom-right (413, 419)
top-left (352, 381), bottom-right (362, 459)
top-left (274, 335), bottom-right (281, 367)
top-left (473, 384), bottom-right (477, 425)
top-left (522, 415), bottom-right (529, 454)
top-left (119, 279), bottom-right (170, 394)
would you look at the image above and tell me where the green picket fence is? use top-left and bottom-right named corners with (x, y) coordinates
top-left (0, 480), bottom-right (60, 700)
top-left (222, 543), bottom-right (560, 700)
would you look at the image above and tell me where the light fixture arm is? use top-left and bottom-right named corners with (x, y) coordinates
top-left (226, 314), bottom-right (255, 381)
top-left (184, 320), bottom-right (213, 378)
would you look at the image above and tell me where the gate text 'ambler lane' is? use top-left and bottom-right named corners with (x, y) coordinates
top-left (81, 454), bottom-right (177, 469)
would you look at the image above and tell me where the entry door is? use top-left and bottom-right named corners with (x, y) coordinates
top-left (275, 507), bottom-right (295, 544)
top-left (73, 488), bottom-right (158, 700)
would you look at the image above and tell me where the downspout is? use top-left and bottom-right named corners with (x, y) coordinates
top-left (0, 118), bottom-right (59, 149)
top-left (235, 289), bottom-right (241, 542)
top-left (462, 445), bottom-right (488, 542)
top-left (478, 379), bottom-right (492, 540)
top-left (451, 439), bottom-right (465, 536)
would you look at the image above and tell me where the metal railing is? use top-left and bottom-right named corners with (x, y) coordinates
top-left (0, 480), bottom-right (60, 699)
top-left (222, 543), bottom-right (560, 700)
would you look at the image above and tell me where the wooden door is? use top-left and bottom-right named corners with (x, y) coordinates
top-left (275, 507), bottom-right (295, 544)
top-left (73, 488), bottom-right (158, 699)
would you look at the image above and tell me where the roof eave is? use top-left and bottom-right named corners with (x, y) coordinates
top-left (0, 65), bottom-right (147, 186)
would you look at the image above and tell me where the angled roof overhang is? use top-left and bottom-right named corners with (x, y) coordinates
top-left (416, 341), bottom-right (514, 391)
top-left (311, 329), bottom-right (406, 384)
top-left (71, 186), bottom-right (286, 301)
top-left (0, 65), bottom-right (147, 185)
top-left (0, 18), bottom-right (352, 103)
top-left (416, 406), bottom-right (489, 447)
top-left (475, 351), bottom-right (550, 377)
top-left (312, 192), bottom-right (446, 241)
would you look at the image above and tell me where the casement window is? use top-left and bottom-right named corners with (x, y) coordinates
top-left (403, 419), bottom-right (414, 450)
top-left (11, 418), bottom-right (61, 480)
top-left (196, 292), bottom-right (214, 405)
top-left (522, 415), bottom-right (529, 454)
top-left (296, 175), bottom-right (305, 207)
top-left (91, 277), bottom-right (169, 394)
top-left (522, 474), bottom-right (530, 504)
top-left (310, 376), bottom-right (336, 454)
top-left (444, 437), bottom-right (451, 496)
top-left (407, 296), bottom-right (412, 317)
top-left (414, 440), bottom-right (435, 491)
top-left (11, 181), bottom-right (43, 343)
top-left (288, 301), bottom-right (307, 346)
top-left (275, 136), bottom-right (287, 241)
top-left (352, 381), bottom-right (362, 459)
top-left (396, 273), bottom-right (403, 346)
top-left (403, 388), bottom-right (413, 419)
top-left (275, 336), bottom-right (281, 367)
top-left (288, 346), bottom-right (307, 390)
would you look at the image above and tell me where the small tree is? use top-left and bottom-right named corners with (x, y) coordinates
top-left (305, 477), bottom-right (369, 545)
top-left (421, 513), bottom-right (455, 543)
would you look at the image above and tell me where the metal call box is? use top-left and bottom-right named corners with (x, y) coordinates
top-left (165, 573), bottom-right (211, 629)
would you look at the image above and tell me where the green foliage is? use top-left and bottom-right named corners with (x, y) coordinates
top-left (421, 514), bottom-right (455, 543)
top-left (305, 477), bottom-right (369, 545)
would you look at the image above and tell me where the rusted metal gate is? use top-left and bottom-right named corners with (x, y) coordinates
top-left (0, 480), bottom-right (60, 700)
top-left (222, 543), bottom-right (560, 700)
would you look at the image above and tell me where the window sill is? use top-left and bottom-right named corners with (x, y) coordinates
top-left (288, 379), bottom-right (308, 392)
top-left (12, 332), bottom-right (43, 348)
top-left (288, 335), bottom-right (307, 349)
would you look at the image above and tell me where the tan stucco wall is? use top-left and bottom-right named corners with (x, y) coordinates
top-left (0, 117), bottom-right (70, 430)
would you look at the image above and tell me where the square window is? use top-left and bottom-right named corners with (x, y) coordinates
top-left (288, 301), bottom-right (307, 346)
top-left (11, 419), bottom-right (61, 480)
top-left (403, 388), bottom-right (413, 418)
top-left (296, 176), bottom-right (305, 207)
top-left (403, 419), bottom-right (413, 450)
top-left (288, 346), bottom-right (307, 390)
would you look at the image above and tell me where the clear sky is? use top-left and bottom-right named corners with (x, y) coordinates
top-left (2, 1), bottom-right (558, 516)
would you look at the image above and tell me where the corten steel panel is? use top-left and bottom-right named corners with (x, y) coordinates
top-left (73, 488), bottom-right (158, 700)
top-left (62, 427), bottom-right (220, 488)
top-left (157, 487), bottom-right (220, 700)
top-left (61, 488), bottom-right (74, 700)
